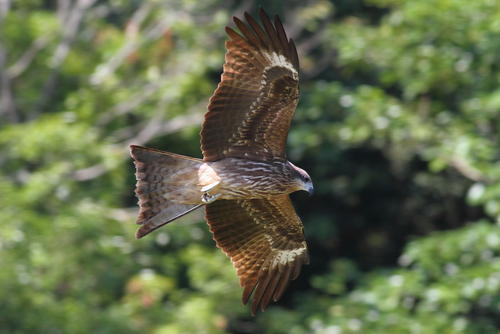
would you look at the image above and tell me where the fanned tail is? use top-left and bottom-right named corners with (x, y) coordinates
top-left (130, 145), bottom-right (204, 238)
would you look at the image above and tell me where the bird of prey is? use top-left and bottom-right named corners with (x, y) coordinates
top-left (130, 9), bottom-right (313, 314)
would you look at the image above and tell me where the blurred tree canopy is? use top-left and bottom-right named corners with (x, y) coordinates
top-left (0, 0), bottom-right (499, 333)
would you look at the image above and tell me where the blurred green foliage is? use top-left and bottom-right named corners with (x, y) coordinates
top-left (0, 0), bottom-right (499, 333)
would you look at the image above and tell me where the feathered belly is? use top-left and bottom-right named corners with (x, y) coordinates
top-left (203, 158), bottom-right (295, 199)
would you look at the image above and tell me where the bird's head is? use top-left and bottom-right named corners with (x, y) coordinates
top-left (289, 162), bottom-right (314, 196)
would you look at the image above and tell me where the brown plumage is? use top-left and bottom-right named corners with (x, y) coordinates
top-left (201, 10), bottom-right (299, 162)
top-left (130, 9), bottom-right (313, 314)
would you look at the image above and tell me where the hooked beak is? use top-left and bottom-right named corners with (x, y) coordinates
top-left (307, 184), bottom-right (314, 196)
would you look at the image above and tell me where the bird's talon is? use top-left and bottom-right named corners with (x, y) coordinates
top-left (202, 192), bottom-right (220, 204)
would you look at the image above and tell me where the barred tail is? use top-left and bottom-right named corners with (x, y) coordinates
top-left (130, 145), bottom-right (203, 238)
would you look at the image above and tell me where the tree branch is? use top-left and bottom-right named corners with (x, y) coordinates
top-left (89, 2), bottom-right (169, 85)
top-left (71, 110), bottom-right (202, 181)
top-left (450, 157), bottom-right (485, 182)
top-left (0, 0), bottom-right (18, 123)
top-left (122, 111), bottom-right (202, 148)
top-left (0, 47), bottom-right (17, 123)
top-left (97, 81), bottom-right (163, 125)
top-left (34, 0), bottom-right (96, 115)
top-left (6, 35), bottom-right (51, 79)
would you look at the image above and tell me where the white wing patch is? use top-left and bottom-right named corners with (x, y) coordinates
top-left (227, 51), bottom-right (298, 150)
top-left (273, 246), bottom-right (307, 266)
top-left (263, 51), bottom-right (298, 80)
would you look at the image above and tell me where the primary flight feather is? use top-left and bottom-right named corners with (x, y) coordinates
top-left (130, 9), bottom-right (313, 314)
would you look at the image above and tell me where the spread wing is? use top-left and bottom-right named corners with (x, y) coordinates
top-left (205, 195), bottom-right (309, 314)
top-left (201, 9), bottom-right (300, 162)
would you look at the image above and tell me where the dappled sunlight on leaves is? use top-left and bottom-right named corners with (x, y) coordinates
top-left (1, 0), bottom-right (499, 333)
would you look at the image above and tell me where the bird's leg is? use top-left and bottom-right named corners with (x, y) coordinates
top-left (200, 181), bottom-right (221, 204)
top-left (202, 192), bottom-right (221, 204)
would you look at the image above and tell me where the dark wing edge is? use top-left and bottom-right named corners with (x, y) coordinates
top-left (201, 9), bottom-right (300, 162)
top-left (205, 195), bottom-right (309, 314)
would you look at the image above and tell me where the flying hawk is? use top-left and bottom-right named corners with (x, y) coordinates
top-left (130, 9), bottom-right (313, 314)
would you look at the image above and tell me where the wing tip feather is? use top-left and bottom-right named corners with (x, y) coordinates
top-left (204, 167), bottom-right (308, 317)
top-left (225, 26), bottom-right (242, 40)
